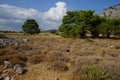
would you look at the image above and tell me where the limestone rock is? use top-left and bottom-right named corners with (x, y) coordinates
top-left (13, 64), bottom-right (26, 75)
top-left (99, 4), bottom-right (120, 18)
top-left (4, 61), bottom-right (12, 69)
top-left (4, 76), bottom-right (10, 80)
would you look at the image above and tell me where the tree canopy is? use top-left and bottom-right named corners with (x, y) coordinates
top-left (59, 10), bottom-right (120, 38)
top-left (22, 19), bottom-right (40, 34)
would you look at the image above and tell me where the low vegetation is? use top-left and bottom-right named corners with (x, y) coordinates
top-left (0, 33), bottom-right (120, 80)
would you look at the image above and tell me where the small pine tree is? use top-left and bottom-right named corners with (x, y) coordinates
top-left (22, 19), bottom-right (40, 34)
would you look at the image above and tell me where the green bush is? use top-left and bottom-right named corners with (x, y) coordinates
top-left (85, 38), bottom-right (94, 43)
top-left (81, 65), bottom-right (117, 80)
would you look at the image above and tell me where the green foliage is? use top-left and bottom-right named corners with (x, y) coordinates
top-left (59, 10), bottom-right (101, 38)
top-left (81, 65), bottom-right (117, 80)
top-left (22, 19), bottom-right (40, 34)
top-left (89, 15), bottom-right (102, 37)
top-left (44, 29), bottom-right (58, 34)
top-left (86, 38), bottom-right (94, 43)
top-left (59, 10), bottom-right (120, 38)
top-left (97, 18), bottom-right (120, 38)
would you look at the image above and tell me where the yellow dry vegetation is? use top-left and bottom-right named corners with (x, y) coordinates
top-left (0, 32), bottom-right (120, 80)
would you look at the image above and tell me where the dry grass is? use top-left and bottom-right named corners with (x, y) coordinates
top-left (0, 33), bottom-right (120, 80)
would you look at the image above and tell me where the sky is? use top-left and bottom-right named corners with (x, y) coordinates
top-left (0, 0), bottom-right (120, 31)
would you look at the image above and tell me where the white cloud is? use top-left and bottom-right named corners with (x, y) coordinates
top-left (0, 1), bottom-right (67, 31)
top-left (0, 4), bottom-right (41, 19)
top-left (44, 1), bottom-right (66, 20)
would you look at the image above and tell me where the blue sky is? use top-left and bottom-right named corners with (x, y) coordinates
top-left (0, 0), bottom-right (120, 31)
top-left (1, 0), bottom-right (120, 13)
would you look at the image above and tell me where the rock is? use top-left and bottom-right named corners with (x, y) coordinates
top-left (13, 64), bottom-right (26, 75)
top-left (100, 4), bottom-right (120, 18)
top-left (4, 76), bottom-right (10, 80)
top-left (110, 45), bottom-right (114, 48)
top-left (4, 61), bottom-right (12, 69)
top-left (0, 44), bottom-right (6, 48)
top-left (23, 38), bottom-right (29, 43)
top-left (13, 64), bottom-right (21, 70)
top-left (3, 69), bottom-right (10, 74)
top-left (11, 77), bottom-right (16, 80)
top-left (0, 38), bottom-right (27, 48)
top-left (15, 67), bottom-right (23, 75)
top-left (0, 76), bottom-right (3, 80)
top-left (54, 78), bottom-right (59, 80)
top-left (3, 69), bottom-right (13, 75)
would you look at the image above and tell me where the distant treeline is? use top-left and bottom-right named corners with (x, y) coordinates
top-left (42, 29), bottom-right (58, 34)
top-left (0, 31), bottom-right (21, 33)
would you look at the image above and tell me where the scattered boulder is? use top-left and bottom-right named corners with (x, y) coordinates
top-left (110, 45), bottom-right (114, 48)
top-left (22, 38), bottom-right (29, 43)
top-left (4, 61), bottom-right (12, 69)
top-left (13, 64), bottom-right (21, 70)
top-left (54, 78), bottom-right (59, 80)
top-left (10, 77), bottom-right (16, 80)
top-left (4, 76), bottom-right (16, 80)
top-left (4, 76), bottom-right (10, 80)
top-left (0, 38), bottom-right (29, 48)
top-left (0, 76), bottom-right (3, 80)
top-left (13, 64), bottom-right (27, 75)
top-left (0, 43), bottom-right (6, 49)
top-left (99, 4), bottom-right (120, 18)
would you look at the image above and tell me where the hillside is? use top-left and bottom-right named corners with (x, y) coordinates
top-left (0, 33), bottom-right (120, 80)
top-left (99, 4), bottom-right (120, 18)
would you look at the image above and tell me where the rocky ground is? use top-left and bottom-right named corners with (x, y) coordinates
top-left (99, 4), bottom-right (120, 18)
top-left (0, 33), bottom-right (120, 80)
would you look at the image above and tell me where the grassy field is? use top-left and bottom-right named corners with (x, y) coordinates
top-left (0, 33), bottom-right (120, 80)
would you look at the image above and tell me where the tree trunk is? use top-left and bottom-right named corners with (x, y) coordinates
top-left (106, 30), bottom-right (112, 38)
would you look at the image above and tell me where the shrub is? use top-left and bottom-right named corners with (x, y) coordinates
top-left (51, 61), bottom-right (69, 72)
top-left (0, 34), bottom-right (6, 38)
top-left (28, 54), bottom-right (45, 64)
top-left (0, 55), bottom-right (13, 65)
top-left (85, 38), bottom-right (94, 43)
top-left (10, 57), bottom-right (26, 67)
top-left (81, 65), bottom-right (117, 80)
top-left (0, 49), bottom-right (7, 56)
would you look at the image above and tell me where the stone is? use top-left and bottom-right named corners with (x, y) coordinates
top-left (4, 61), bottom-right (12, 69)
top-left (0, 38), bottom-right (27, 48)
top-left (23, 38), bottom-right (29, 43)
top-left (0, 44), bottom-right (6, 48)
top-left (4, 76), bottom-right (10, 80)
top-left (13, 64), bottom-right (26, 75)
top-left (15, 67), bottom-right (23, 75)
top-left (0, 76), bottom-right (3, 80)
top-left (110, 45), bottom-right (114, 48)
top-left (99, 4), bottom-right (120, 18)
top-left (11, 77), bottom-right (16, 80)
top-left (13, 64), bottom-right (21, 70)
top-left (54, 78), bottom-right (59, 80)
